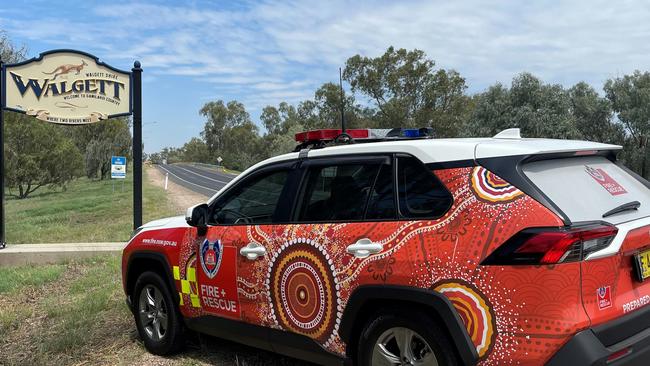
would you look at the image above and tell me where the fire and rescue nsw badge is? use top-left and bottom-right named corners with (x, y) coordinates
top-left (200, 239), bottom-right (223, 279)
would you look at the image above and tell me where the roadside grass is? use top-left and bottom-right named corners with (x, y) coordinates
top-left (0, 254), bottom-right (307, 366)
top-left (0, 263), bottom-right (66, 294)
top-left (0, 255), bottom-right (144, 366)
top-left (5, 168), bottom-right (178, 244)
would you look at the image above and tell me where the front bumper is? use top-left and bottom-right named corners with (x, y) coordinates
top-left (547, 305), bottom-right (650, 365)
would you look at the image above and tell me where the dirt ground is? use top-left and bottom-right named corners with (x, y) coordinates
top-left (146, 165), bottom-right (209, 214)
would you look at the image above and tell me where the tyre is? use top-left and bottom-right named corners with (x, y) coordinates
top-left (133, 271), bottom-right (185, 355)
top-left (357, 309), bottom-right (458, 366)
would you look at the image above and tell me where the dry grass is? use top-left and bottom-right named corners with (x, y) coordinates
top-left (0, 255), bottom-right (310, 366)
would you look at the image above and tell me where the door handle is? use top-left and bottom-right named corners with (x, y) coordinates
top-left (347, 238), bottom-right (383, 258)
top-left (240, 242), bottom-right (266, 260)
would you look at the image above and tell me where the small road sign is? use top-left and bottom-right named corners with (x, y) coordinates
top-left (111, 156), bottom-right (127, 179)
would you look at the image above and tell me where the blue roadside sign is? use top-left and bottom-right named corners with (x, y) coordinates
top-left (111, 156), bottom-right (127, 179)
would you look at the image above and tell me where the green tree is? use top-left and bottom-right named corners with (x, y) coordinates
top-left (344, 47), bottom-right (469, 136)
top-left (200, 100), bottom-right (263, 170)
top-left (200, 100), bottom-right (251, 154)
top-left (261, 102), bottom-right (302, 135)
top-left (467, 73), bottom-right (580, 139)
top-left (71, 118), bottom-right (132, 179)
top-left (182, 137), bottom-right (210, 163)
top-left (260, 102), bottom-right (305, 157)
top-left (604, 71), bottom-right (650, 178)
top-left (5, 114), bottom-right (83, 198)
top-left (568, 82), bottom-right (624, 144)
top-left (220, 121), bottom-right (262, 171)
top-left (0, 32), bottom-right (26, 63)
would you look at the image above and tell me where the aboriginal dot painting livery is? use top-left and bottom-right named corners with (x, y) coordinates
top-left (123, 131), bottom-right (650, 366)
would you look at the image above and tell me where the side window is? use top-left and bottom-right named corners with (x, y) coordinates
top-left (396, 157), bottom-right (452, 218)
top-left (211, 170), bottom-right (288, 225)
top-left (365, 164), bottom-right (396, 219)
top-left (297, 163), bottom-right (385, 222)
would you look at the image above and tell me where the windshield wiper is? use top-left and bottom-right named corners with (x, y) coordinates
top-left (602, 201), bottom-right (641, 218)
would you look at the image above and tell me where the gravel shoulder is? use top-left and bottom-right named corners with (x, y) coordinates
top-left (146, 164), bottom-right (210, 214)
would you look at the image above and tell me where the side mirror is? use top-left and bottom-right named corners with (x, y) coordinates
top-left (185, 203), bottom-right (208, 228)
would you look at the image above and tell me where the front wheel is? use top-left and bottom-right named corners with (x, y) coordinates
top-left (357, 309), bottom-right (458, 366)
top-left (133, 271), bottom-right (185, 355)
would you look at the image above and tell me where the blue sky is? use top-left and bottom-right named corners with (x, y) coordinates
top-left (2, 0), bottom-right (650, 153)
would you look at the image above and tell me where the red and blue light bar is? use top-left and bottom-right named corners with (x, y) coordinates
top-left (294, 128), bottom-right (433, 143)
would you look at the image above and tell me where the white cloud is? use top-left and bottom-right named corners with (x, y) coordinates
top-left (4, 0), bottom-right (650, 115)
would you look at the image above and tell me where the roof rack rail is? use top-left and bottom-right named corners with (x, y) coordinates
top-left (293, 127), bottom-right (435, 152)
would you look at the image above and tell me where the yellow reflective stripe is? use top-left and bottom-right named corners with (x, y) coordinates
top-left (173, 266), bottom-right (180, 280)
top-left (187, 267), bottom-right (196, 282)
top-left (181, 280), bottom-right (190, 294)
top-left (178, 292), bottom-right (184, 306)
top-left (190, 294), bottom-right (200, 308)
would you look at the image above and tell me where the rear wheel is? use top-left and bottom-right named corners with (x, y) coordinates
top-left (357, 310), bottom-right (458, 366)
top-left (133, 271), bottom-right (185, 355)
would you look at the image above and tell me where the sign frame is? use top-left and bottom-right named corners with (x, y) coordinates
top-left (0, 49), bottom-right (144, 248)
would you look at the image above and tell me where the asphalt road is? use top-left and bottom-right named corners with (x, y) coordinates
top-left (156, 163), bottom-right (237, 197)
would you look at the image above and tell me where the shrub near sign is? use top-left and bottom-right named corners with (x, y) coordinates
top-left (2, 50), bottom-right (132, 124)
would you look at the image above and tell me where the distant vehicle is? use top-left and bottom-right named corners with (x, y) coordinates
top-left (122, 128), bottom-right (650, 365)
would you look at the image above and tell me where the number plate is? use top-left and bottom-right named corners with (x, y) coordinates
top-left (634, 249), bottom-right (650, 282)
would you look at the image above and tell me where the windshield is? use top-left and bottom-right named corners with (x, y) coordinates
top-left (522, 156), bottom-right (650, 224)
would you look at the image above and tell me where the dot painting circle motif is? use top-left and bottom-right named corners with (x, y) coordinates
top-left (267, 240), bottom-right (339, 344)
top-left (470, 166), bottom-right (523, 203)
top-left (435, 280), bottom-right (496, 359)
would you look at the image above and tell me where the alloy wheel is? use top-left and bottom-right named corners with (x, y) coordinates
top-left (372, 326), bottom-right (438, 366)
top-left (138, 284), bottom-right (169, 342)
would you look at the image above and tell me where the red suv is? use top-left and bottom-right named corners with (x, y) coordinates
top-left (122, 128), bottom-right (650, 365)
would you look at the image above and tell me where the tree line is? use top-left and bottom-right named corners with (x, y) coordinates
top-left (1, 34), bottom-right (132, 199)
top-left (155, 46), bottom-right (650, 179)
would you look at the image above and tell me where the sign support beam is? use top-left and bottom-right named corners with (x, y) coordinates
top-left (0, 58), bottom-right (4, 249)
top-left (132, 61), bottom-right (142, 230)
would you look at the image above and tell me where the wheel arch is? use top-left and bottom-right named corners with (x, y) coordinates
top-left (125, 251), bottom-right (178, 310)
top-left (338, 285), bottom-right (478, 366)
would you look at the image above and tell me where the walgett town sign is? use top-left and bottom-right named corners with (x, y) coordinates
top-left (0, 50), bottom-right (143, 248)
top-left (3, 51), bottom-right (132, 124)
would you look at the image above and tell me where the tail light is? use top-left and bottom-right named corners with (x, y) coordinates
top-left (482, 223), bottom-right (618, 265)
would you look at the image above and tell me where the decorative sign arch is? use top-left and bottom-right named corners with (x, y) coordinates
top-left (0, 50), bottom-right (143, 248)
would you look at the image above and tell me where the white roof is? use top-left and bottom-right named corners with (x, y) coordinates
top-left (207, 136), bottom-right (621, 203)
top-left (281, 137), bottom-right (619, 164)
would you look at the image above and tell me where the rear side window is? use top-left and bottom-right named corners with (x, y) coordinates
top-left (297, 163), bottom-right (393, 221)
top-left (212, 170), bottom-right (288, 224)
top-left (523, 156), bottom-right (650, 224)
top-left (366, 165), bottom-right (396, 220)
top-left (396, 157), bottom-right (453, 218)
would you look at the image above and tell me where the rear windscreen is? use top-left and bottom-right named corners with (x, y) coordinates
top-left (522, 156), bottom-right (650, 224)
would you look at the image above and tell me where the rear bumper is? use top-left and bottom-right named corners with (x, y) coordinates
top-left (547, 305), bottom-right (650, 366)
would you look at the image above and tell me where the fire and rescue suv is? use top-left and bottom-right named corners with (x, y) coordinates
top-left (122, 128), bottom-right (650, 365)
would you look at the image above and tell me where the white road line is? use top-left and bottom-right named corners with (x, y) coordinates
top-left (174, 164), bottom-right (230, 184)
top-left (157, 165), bottom-right (219, 193)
